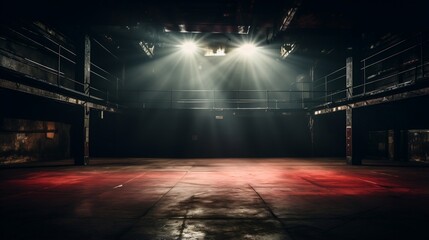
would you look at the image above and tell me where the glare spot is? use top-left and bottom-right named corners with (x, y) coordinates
top-left (180, 41), bottom-right (198, 54)
top-left (237, 43), bottom-right (257, 56)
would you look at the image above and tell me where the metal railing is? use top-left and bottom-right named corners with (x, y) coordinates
top-left (357, 32), bottom-right (428, 95)
top-left (89, 38), bottom-right (122, 102)
top-left (313, 32), bottom-right (429, 107)
top-left (1, 24), bottom-right (427, 111)
top-left (0, 23), bottom-right (122, 104)
top-left (313, 66), bottom-right (346, 104)
top-left (122, 89), bottom-right (326, 110)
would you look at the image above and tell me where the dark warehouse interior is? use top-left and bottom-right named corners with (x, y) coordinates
top-left (1, 0), bottom-right (429, 239)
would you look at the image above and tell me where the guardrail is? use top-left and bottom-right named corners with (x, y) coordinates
top-left (313, 32), bottom-right (429, 106)
top-left (122, 89), bottom-right (327, 110)
top-left (357, 32), bottom-right (428, 95)
top-left (1, 24), bottom-right (427, 111)
top-left (313, 66), bottom-right (346, 104)
top-left (0, 23), bottom-right (122, 104)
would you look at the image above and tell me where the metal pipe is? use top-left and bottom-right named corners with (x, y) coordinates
top-left (363, 67), bottom-right (418, 87)
top-left (170, 90), bottom-right (173, 109)
top-left (325, 76), bottom-right (328, 103)
top-left (121, 63), bottom-right (125, 87)
top-left (421, 32), bottom-right (425, 79)
top-left (8, 28), bottom-right (75, 64)
top-left (57, 45), bottom-right (61, 86)
top-left (90, 62), bottom-right (118, 78)
top-left (313, 82), bottom-right (326, 88)
top-left (90, 70), bottom-right (111, 82)
top-left (92, 38), bottom-right (121, 61)
top-left (361, 39), bottom-right (407, 62)
top-left (24, 57), bottom-right (64, 74)
top-left (310, 66), bottom-right (314, 107)
top-left (326, 74), bottom-right (346, 84)
top-left (212, 90), bottom-right (215, 109)
top-left (59, 54), bottom-right (75, 64)
top-left (362, 44), bottom-right (418, 69)
top-left (21, 26), bottom-right (76, 56)
top-left (326, 89), bottom-right (346, 98)
top-left (314, 66), bottom-right (346, 82)
top-left (116, 77), bottom-right (119, 102)
top-left (89, 86), bottom-right (107, 94)
top-left (352, 65), bottom-right (423, 92)
top-left (64, 76), bottom-right (84, 86)
top-left (266, 90), bottom-right (269, 109)
top-left (363, 59), bottom-right (366, 94)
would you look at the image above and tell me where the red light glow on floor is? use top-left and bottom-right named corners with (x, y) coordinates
top-left (1, 158), bottom-right (429, 240)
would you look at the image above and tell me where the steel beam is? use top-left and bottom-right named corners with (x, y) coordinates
top-left (314, 86), bottom-right (429, 115)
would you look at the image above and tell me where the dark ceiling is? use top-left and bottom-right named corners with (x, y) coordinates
top-left (1, 0), bottom-right (427, 61)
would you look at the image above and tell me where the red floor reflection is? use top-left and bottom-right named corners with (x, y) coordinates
top-left (1, 158), bottom-right (429, 240)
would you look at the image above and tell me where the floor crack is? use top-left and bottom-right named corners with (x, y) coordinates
top-left (248, 184), bottom-right (294, 240)
top-left (116, 171), bottom-right (189, 239)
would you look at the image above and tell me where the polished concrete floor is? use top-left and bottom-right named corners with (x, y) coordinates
top-left (1, 158), bottom-right (429, 240)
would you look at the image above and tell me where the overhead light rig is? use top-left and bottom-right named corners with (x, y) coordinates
top-left (280, 43), bottom-right (295, 59)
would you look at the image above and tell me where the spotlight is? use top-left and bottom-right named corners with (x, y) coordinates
top-left (180, 41), bottom-right (198, 54)
top-left (237, 43), bottom-right (257, 56)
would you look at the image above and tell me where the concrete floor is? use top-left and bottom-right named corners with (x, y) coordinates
top-left (1, 158), bottom-right (429, 240)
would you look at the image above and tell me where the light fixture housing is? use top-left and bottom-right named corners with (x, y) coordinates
top-left (139, 41), bottom-right (154, 58)
top-left (281, 43), bottom-right (295, 59)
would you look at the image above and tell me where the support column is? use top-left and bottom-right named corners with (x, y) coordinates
top-left (82, 106), bottom-right (90, 165)
top-left (346, 57), bottom-right (361, 165)
top-left (309, 115), bottom-right (314, 156)
top-left (75, 35), bottom-right (91, 166)
top-left (346, 107), bottom-right (353, 164)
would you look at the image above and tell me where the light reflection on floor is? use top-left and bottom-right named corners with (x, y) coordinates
top-left (1, 158), bottom-right (429, 239)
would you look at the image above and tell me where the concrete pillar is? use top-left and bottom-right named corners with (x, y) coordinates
top-left (75, 35), bottom-right (91, 166)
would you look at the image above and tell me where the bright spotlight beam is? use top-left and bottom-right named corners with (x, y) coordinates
top-left (237, 43), bottom-right (257, 56)
top-left (180, 41), bottom-right (198, 54)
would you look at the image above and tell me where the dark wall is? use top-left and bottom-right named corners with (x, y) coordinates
top-left (4, 87), bottom-right (429, 161)
top-left (91, 110), bottom-right (312, 158)
top-left (313, 111), bottom-right (346, 157)
top-left (355, 95), bottom-right (429, 160)
top-left (355, 96), bottom-right (429, 131)
top-left (312, 95), bottom-right (429, 159)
